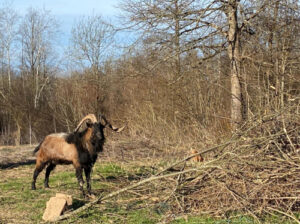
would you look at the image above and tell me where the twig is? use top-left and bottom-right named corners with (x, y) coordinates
top-left (266, 207), bottom-right (300, 224)
top-left (281, 117), bottom-right (296, 152)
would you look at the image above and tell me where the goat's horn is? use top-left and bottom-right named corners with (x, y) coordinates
top-left (111, 125), bottom-right (125, 132)
top-left (74, 114), bottom-right (97, 132)
top-left (100, 115), bottom-right (125, 132)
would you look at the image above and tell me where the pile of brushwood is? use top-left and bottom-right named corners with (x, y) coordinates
top-left (55, 105), bottom-right (299, 223)
top-left (166, 106), bottom-right (300, 222)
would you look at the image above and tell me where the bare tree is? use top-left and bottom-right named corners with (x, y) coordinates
top-left (119, 0), bottom-right (208, 79)
top-left (0, 2), bottom-right (19, 92)
top-left (19, 7), bottom-right (59, 144)
top-left (119, 0), bottom-right (272, 129)
top-left (68, 14), bottom-right (115, 75)
top-left (0, 2), bottom-right (20, 145)
top-left (19, 7), bottom-right (59, 109)
top-left (241, 0), bottom-right (300, 114)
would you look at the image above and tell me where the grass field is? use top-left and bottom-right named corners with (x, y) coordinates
top-left (0, 144), bottom-right (298, 224)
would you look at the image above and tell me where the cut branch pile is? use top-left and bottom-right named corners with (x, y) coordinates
top-left (169, 107), bottom-right (300, 222)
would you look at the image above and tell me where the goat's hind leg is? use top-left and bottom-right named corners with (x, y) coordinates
top-left (32, 160), bottom-right (46, 190)
top-left (44, 163), bottom-right (56, 188)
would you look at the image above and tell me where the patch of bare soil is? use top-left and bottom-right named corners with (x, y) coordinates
top-left (0, 145), bottom-right (37, 169)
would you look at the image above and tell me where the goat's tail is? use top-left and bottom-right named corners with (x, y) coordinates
top-left (33, 141), bottom-right (42, 155)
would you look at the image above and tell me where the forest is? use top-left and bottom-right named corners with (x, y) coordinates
top-left (0, 0), bottom-right (299, 223)
top-left (0, 0), bottom-right (299, 145)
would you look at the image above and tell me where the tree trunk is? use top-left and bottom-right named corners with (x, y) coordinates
top-left (14, 121), bottom-right (21, 146)
top-left (227, 0), bottom-right (243, 129)
top-left (29, 115), bottom-right (32, 145)
top-left (174, 0), bottom-right (181, 78)
top-left (7, 49), bottom-right (11, 92)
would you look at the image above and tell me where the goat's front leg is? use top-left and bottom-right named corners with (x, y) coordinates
top-left (74, 164), bottom-right (85, 196)
top-left (84, 166), bottom-right (92, 195)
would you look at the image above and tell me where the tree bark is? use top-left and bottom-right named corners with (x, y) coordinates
top-left (226, 0), bottom-right (243, 129)
top-left (174, 0), bottom-right (181, 78)
top-left (14, 121), bottom-right (21, 146)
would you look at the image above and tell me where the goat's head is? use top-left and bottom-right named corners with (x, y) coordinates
top-left (74, 114), bottom-right (124, 152)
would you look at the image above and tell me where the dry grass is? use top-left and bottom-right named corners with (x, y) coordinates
top-left (0, 145), bottom-right (36, 169)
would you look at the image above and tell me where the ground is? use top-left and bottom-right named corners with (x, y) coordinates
top-left (0, 142), bottom-right (298, 223)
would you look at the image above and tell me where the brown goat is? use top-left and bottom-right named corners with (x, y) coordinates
top-left (31, 114), bottom-right (124, 196)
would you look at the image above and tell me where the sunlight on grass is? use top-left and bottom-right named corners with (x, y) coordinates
top-left (94, 163), bottom-right (127, 178)
top-left (1, 162), bottom-right (299, 223)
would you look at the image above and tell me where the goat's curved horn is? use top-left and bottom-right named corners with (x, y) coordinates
top-left (74, 114), bottom-right (97, 132)
top-left (100, 115), bottom-right (125, 132)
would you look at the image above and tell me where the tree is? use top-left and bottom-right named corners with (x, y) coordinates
top-left (19, 7), bottom-right (59, 144)
top-left (0, 2), bottom-right (19, 91)
top-left (19, 7), bottom-right (59, 109)
top-left (0, 2), bottom-right (20, 145)
top-left (241, 0), bottom-right (300, 114)
top-left (119, 0), bottom-right (207, 79)
top-left (119, 0), bottom-right (271, 129)
top-left (68, 14), bottom-right (115, 75)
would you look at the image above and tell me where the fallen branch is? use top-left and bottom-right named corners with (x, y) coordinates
top-left (155, 139), bottom-right (235, 176)
top-left (52, 168), bottom-right (199, 222)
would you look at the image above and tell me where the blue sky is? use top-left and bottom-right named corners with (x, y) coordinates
top-left (12, 0), bottom-right (120, 16)
top-left (11, 0), bottom-right (121, 46)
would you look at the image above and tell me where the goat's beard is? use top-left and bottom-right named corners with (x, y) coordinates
top-left (95, 140), bottom-right (105, 153)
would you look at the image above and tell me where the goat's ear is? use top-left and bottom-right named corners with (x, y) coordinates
top-left (99, 115), bottom-right (108, 126)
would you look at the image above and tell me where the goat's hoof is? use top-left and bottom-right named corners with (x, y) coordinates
top-left (31, 186), bottom-right (36, 190)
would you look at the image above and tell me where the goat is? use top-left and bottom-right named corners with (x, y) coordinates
top-left (31, 114), bottom-right (124, 196)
